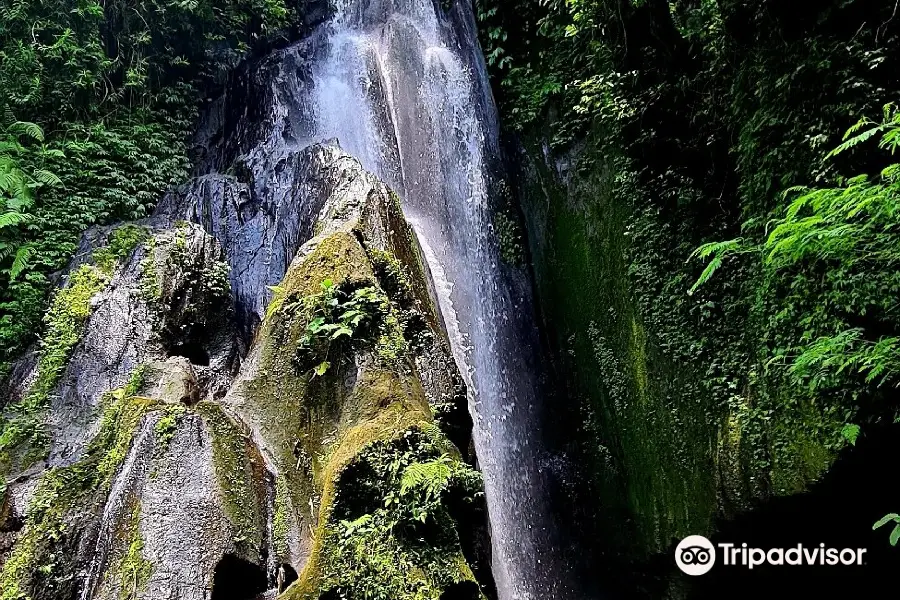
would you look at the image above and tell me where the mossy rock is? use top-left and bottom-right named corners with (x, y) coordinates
top-left (517, 132), bottom-right (843, 559)
top-left (227, 215), bottom-right (489, 598)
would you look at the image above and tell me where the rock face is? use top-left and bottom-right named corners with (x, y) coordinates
top-left (0, 143), bottom-right (492, 600)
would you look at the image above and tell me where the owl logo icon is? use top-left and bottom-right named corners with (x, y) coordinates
top-left (676, 535), bottom-right (716, 575)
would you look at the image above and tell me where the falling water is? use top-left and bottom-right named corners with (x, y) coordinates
top-left (245, 0), bottom-right (581, 597)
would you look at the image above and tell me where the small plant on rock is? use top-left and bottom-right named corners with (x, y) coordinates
top-left (294, 279), bottom-right (391, 376)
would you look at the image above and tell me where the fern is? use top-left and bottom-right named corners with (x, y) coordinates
top-left (400, 455), bottom-right (454, 501)
top-left (0, 211), bottom-right (31, 229)
top-left (6, 121), bottom-right (44, 143)
top-left (415, 421), bottom-right (445, 444)
top-left (687, 238), bottom-right (744, 295)
top-left (8, 243), bottom-right (33, 281)
top-left (33, 168), bottom-right (62, 187)
top-left (826, 124), bottom-right (883, 158)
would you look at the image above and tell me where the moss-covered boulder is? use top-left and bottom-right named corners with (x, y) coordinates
top-left (0, 221), bottom-right (237, 484)
top-left (223, 148), bottom-right (491, 599)
top-left (0, 142), bottom-right (490, 600)
top-left (0, 367), bottom-right (272, 600)
top-left (0, 217), bottom-right (261, 600)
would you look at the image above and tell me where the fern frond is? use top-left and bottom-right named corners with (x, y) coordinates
top-left (1, 105), bottom-right (15, 128)
top-left (33, 168), bottom-right (62, 187)
top-left (842, 116), bottom-right (876, 140)
top-left (687, 238), bottom-right (743, 262)
top-left (687, 238), bottom-right (744, 295)
top-left (0, 210), bottom-right (31, 229)
top-left (827, 126), bottom-right (883, 159)
top-left (400, 456), bottom-right (454, 499)
top-left (9, 243), bottom-right (34, 281)
top-left (7, 121), bottom-right (44, 142)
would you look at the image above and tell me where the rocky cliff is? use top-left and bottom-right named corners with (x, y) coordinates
top-left (0, 142), bottom-right (493, 600)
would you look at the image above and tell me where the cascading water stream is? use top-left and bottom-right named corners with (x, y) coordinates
top-left (302, 1), bottom-right (578, 598)
top-left (223, 0), bottom-right (584, 597)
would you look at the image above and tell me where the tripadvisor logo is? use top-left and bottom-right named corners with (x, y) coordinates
top-left (676, 535), bottom-right (716, 575)
top-left (675, 535), bottom-right (868, 576)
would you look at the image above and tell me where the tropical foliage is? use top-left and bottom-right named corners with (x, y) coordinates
top-left (0, 116), bottom-right (61, 282)
top-left (0, 0), bottom-right (293, 370)
top-left (475, 0), bottom-right (900, 554)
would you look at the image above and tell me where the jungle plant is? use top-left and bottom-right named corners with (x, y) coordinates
top-left (0, 115), bottom-right (62, 282)
top-left (690, 104), bottom-right (900, 544)
top-left (293, 279), bottom-right (391, 376)
top-left (874, 513), bottom-right (900, 546)
top-left (0, 0), bottom-right (293, 366)
top-left (308, 431), bottom-right (484, 600)
top-left (690, 104), bottom-right (900, 391)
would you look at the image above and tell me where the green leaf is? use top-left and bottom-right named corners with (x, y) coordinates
top-left (873, 513), bottom-right (900, 530)
top-left (687, 238), bottom-right (745, 294)
top-left (840, 423), bottom-right (860, 446)
top-left (313, 361), bottom-right (330, 377)
top-left (891, 525), bottom-right (900, 547)
top-left (9, 244), bottom-right (34, 281)
top-left (7, 121), bottom-right (44, 142)
top-left (331, 326), bottom-right (353, 339)
top-left (33, 169), bottom-right (63, 188)
top-left (0, 210), bottom-right (31, 229)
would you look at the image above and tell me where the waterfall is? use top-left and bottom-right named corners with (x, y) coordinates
top-left (206, 0), bottom-right (582, 597)
top-left (302, 1), bottom-right (576, 598)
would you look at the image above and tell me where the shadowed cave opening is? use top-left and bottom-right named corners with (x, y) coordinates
top-left (439, 581), bottom-right (481, 600)
top-left (210, 554), bottom-right (267, 600)
top-left (167, 341), bottom-right (210, 366)
top-left (278, 563), bottom-right (298, 592)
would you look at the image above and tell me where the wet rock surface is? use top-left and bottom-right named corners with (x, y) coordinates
top-left (0, 142), bottom-right (491, 600)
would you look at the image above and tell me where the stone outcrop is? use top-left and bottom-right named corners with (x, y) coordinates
top-left (0, 143), bottom-right (492, 600)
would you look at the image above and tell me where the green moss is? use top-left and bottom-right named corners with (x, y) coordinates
top-left (115, 503), bottom-right (153, 600)
top-left (273, 475), bottom-right (292, 560)
top-left (0, 382), bottom-right (162, 600)
top-left (368, 248), bottom-right (414, 306)
top-left (375, 312), bottom-right (408, 366)
top-left (520, 138), bottom-right (720, 554)
top-left (0, 235), bottom-right (152, 479)
top-left (767, 396), bottom-right (841, 495)
top-left (138, 235), bottom-right (161, 302)
top-left (519, 130), bottom-right (844, 557)
top-left (494, 209), bottom-right (525, 266)
top-left (153, 404), bottom-right (186, 450)
top-left (0, 264), bottom-right (109, 477)
top-left (285, 432), bottom-right (484, 600)
top-left (93, 225), bottom-right (150, 275)
top-left (242, 227), bottom-right (485, 599)
top-left (195, 402), bottom-right (265, 557)
top-left (124, 364), bottom-right (149, 397)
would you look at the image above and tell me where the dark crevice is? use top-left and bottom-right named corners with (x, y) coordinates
top-left (210, 554), bottom-right (267, 600)
top-left (686, 421), bottom-right (900, 599)
top-left (439, 581), bottom-right (481, 600)
top-left (277, 563), bottom-right (298, 592)
top-left (167, 341), bottom-right (211, 366)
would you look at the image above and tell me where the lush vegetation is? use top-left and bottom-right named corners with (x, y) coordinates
top-left (692, 105), bottom-right (900, 398)
top-left (269, 278), bottom-right (397, 377)
top-left (476, 0), bottom-right (900, 555)
top-left (0, 0), bottom-right (295, 370)
top-left (299, 433), bottom-right (484, 600)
